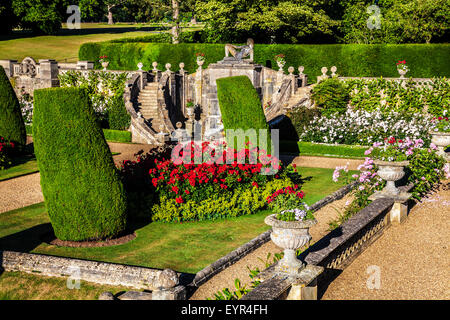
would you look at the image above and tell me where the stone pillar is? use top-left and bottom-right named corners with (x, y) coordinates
top-left (138, 70), bottom-right (148, 90)
top-left (39, 59), bottom-right (59, 87)
top-left (0, 60), bottom-right (18, 77)
top-left (194, 60), bottom-right (203, 106)
top-left (389, 200), bottom-right (409, 223)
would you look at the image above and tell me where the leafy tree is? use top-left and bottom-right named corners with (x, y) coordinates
top-left (0, 0), bottom-right (18, 34)
top-left (196, 0), bottom-right (339, 44)
top-left (12, 0), bottom-right (68, 34)
top-left (340, 0), bottom-right (450, 44)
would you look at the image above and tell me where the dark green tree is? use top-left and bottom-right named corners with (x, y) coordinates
top-left (0, 66), bottom-right (26, 146)
top-left (33, 87), bottom-right (128, 241)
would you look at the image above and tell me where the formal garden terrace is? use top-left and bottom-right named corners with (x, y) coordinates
top-left (0, 2), bottom-right (449, 300)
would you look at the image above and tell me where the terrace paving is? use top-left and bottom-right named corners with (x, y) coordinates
top-left (321, 181), bottom-right (450, 300)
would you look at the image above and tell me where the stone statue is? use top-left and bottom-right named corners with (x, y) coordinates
top-left (225, 38), bottom-right (254, 61)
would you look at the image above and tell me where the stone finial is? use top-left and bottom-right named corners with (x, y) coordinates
top-left (179, 62), bottom-right (185, 73)
top-left (331, 66), bottom-right (337, 77)
top-left (176, 121), bottom-right (182, 129)
top-left (157, 269), bottom-right (179, 289)
top-left (165, 63), bottom-right (172, 73)
top-left (98, 292), bottom-right (115, 300)
top-left (288, 66), bottom-right (295, 75)
top-left (298, 66), bottom-right (304, 75)
top-left (152, 61), bottom-right (158, 71)
top-left (137, 62), bottom-right (143, 71)
top-left (321, 67), bottom-right (328, 76)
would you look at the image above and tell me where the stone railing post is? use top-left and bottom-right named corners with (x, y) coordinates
top-left (0, 60), bottom-right (18, 77)
top-left (39, 59), bottom-right (59, 87)
top-left (288, 66), bottom-right (297, 95)
top-left (194, 59), bottom-right (203, 107)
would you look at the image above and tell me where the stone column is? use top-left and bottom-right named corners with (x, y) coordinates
top-left (39, 60), bottom-right (59, 88)
top-left (0, 60), bottom-right (18, 77)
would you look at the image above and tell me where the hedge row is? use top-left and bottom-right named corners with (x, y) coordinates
top-left (79, 42), bottom-right (450, 78)
top-left (33, 87), bottom-right (128, 241)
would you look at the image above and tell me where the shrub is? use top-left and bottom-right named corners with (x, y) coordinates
top-left (0, 66), bottom-right (26, 146)
top-left (300, 109), bottom-right (435, 146)
top-left (58, 70), bottom-right (130, 129)
top-left (0, 136), bottom-right (15, 169)
top-left (120, 142), bottom-right (303, 222)
top-left (79, 43), bottom-right (450, 77)
top-left (33, 87), bottom-right (127, 241)
top-left (347, 77), bottom-right (450, 117)
top-left (285, 106), bottom-right (322, 140)
top-left (216, 76), bottom-right (271, 150)
top-left (311, 78), bottom-right (349, 116)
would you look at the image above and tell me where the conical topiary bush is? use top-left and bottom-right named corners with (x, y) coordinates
top-left (33, 87), bottom-right (128, 241)
top-left (0, 66), bottom-right (26, 146)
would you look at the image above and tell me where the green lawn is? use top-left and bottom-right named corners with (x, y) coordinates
top-left (0, 23), bottom-right (202, 63)
top-left (0, 155), bottom-right (38, 181)
top-left (280, 140), bottom-right (368, 159)
top-left (0, 271), bottom-right (128, 300)
top-left (0, 167), bottom-right (352, 274)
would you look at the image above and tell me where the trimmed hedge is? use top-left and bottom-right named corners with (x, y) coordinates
top-left (79, 42), bottom-right (450, 77)
top-left (216, 76), bottom-right (271, 149)
top-left (33, 87), bottom-right (128, 241)
top-left (0, 66), bottom-right (26, 146)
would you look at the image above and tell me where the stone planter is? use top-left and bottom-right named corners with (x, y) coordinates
top-left (430, 131), bottom-right (450, 159)
top-left (276, 60), bottom-right (285, 72)
top-left (264, 214), bottom-right (317, 274)
top-left (101, 61), bottom-right (109, 71)
top-left (374, 160), bottom-right (409, 196)
top-left (196, 59), bottom-right (205, 67)
top-left (186, 107), bottom-right (194, 117)
top-left (397, 68), bottom-right (408, 79)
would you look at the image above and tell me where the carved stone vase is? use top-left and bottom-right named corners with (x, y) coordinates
top-left (430, 131), bottom-right (450, 160)
top-left (374, 160), bottom-right (409, 196)
top-left (101, 61), bottom-right (109, 71)
top-left (397, 68), bottom-right (408, 79)
top-left (264, 214), bottom-right (317, 274)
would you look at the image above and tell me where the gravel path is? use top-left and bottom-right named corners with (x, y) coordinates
top-left (321, 181), bottom-right (450, 300)
top-left (0, 142), bottom-right (154, 214)
top-left (189, 193), bottom-right (354, 300)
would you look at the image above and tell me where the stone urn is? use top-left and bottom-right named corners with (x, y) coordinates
top-left (264, 214), bottom-right (317, 274)
top-left (196, 58), bottom-right (204, 67)
top-left (430, 131), bottom-right (450, 159)
top-left (101, 61), bottom-right (109, 71)
top-left (374, 160), bottom-right (409, 196)
top-left (276, 60), bottom-right (285, 71)
top-left (397, 68), bottom-right (408, 79)
top-left (186, 106), bottom-right (194, 117)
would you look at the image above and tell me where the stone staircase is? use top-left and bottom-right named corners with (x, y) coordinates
top-left (285, 85), bottom-right (313, 110)
top-left (137, 82), bottom-right (164, 133)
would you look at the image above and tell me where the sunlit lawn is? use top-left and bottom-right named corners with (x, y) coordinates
top-left (0, 167), bottom-right (354, 274)
top-left (0, 271), bottom-right (128, 300)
